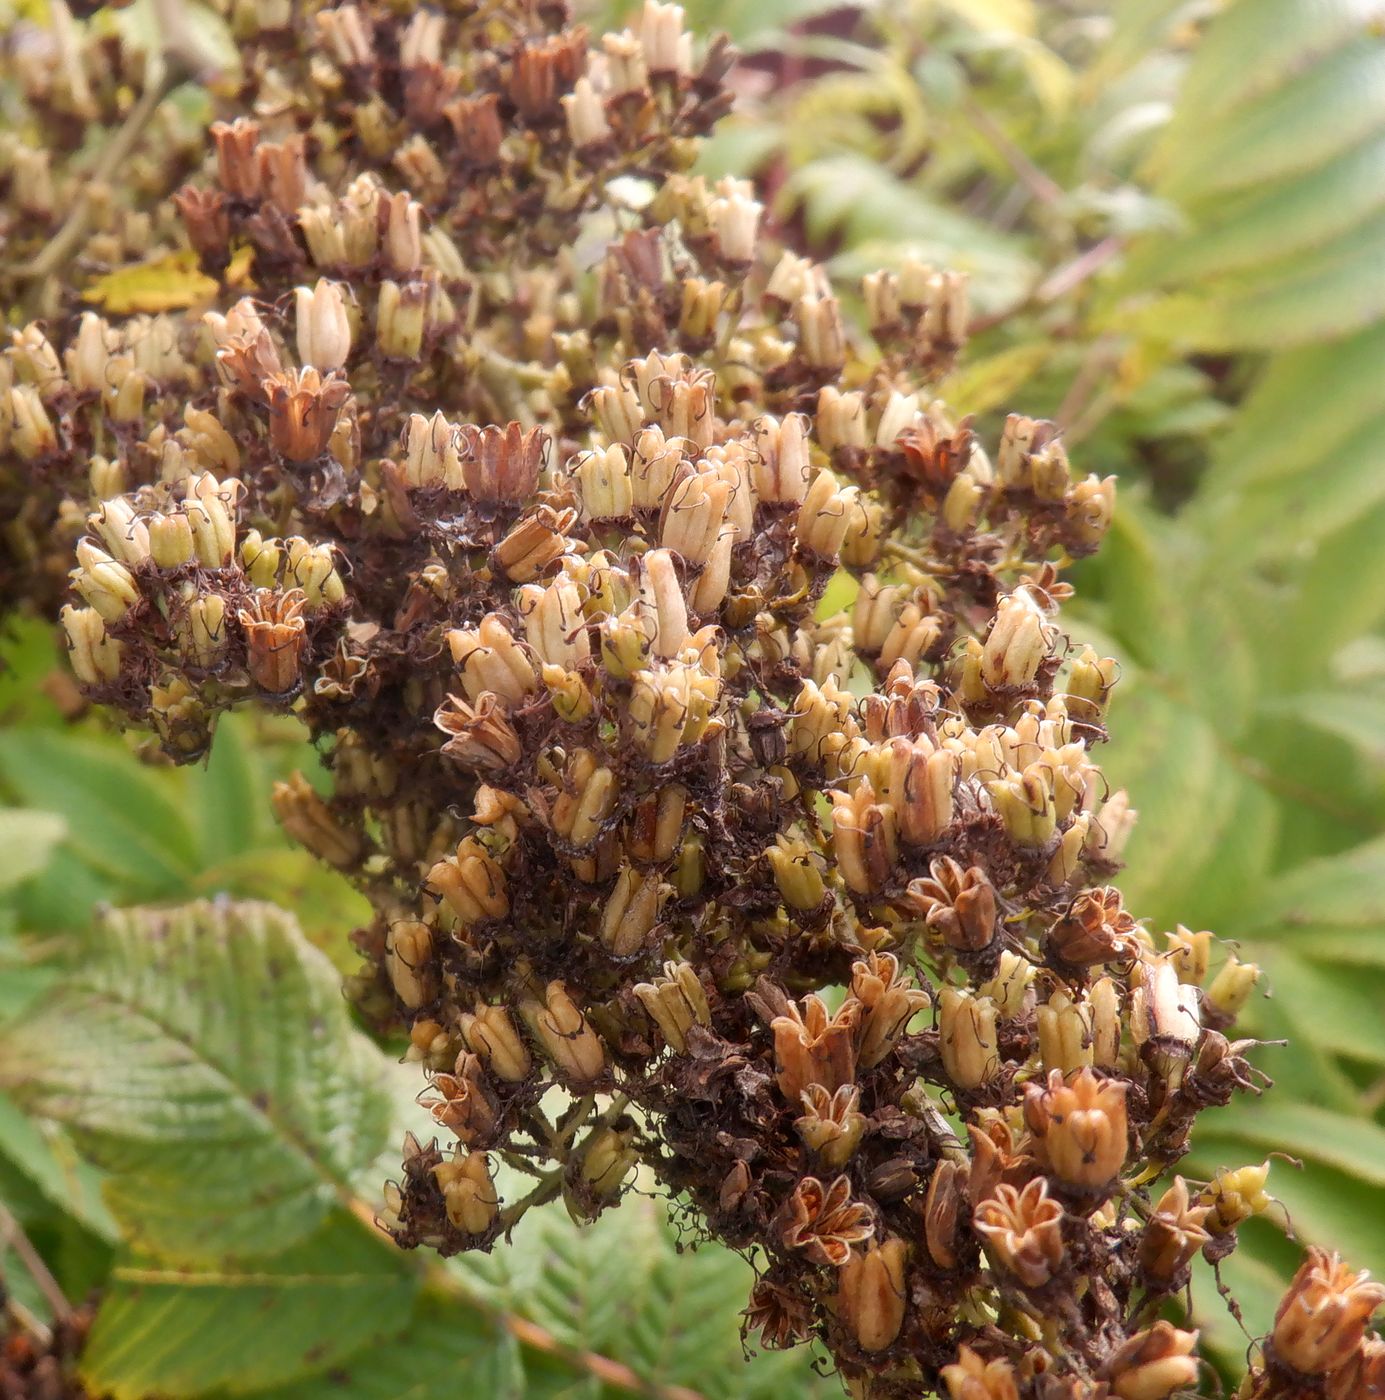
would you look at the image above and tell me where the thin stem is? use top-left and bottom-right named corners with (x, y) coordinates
top-left (498, 1166), bottom-right (566, 1228)
top-left (1035, 236), bottom-right (1123, 306)
top-left (4, 1296), bottom-right (52, 1350)
top-left (0, 1201), bottom-right (71, 1323)
top-left (1055, 334), bottom-right (1120, 439)
top-left (960, 99), bottom-right (1065, 209)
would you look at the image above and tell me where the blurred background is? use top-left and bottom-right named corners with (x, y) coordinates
top-left (3, 0), bottom-right (1385, 1395)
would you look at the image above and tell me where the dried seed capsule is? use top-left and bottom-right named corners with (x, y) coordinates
top-left (937, 988), bottom-right (999, 1090)
top-left (520, 981), bottom-right (607, 1085)
top-left (61, 605), bottom-right (121, 686)
top-left (432, 1149), bottom-right (499, 1235)
top-left (459, 1003), bottom-right (532, 1083)
top-left (425, 837), bottom-right (509, 925)
top-left (632, 961), bottom-right (711, 1054)
top-left (71, 540), bottom-right (139, 621)
top-left (599, 867), bottom-right (667, 957)
top-left (1101, 1322), bottom-right (1199, 1400)
top-left (385, 920), bottom-right (436, 1010)
top-left (1023, 1067), bottom-right (1128, 1195)
top-left (836, 1236), bottom-right (907, 1353)
top-left (271, 772), bottom-right (361, 868)
top-left (295, 280), bottom-right (352, 371)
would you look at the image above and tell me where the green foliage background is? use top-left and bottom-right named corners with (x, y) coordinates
top-left (4, 0), bottom-right (1385, 1395)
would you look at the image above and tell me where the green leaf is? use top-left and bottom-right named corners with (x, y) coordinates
top-left (79, 1214), bottom-right (417, 1399)
top-left (1199, 323), bottom-right (1385, 494)
top-left (0, 901), bottom-right (392, 1263)
top-left (1155, 38), bottom-right (1385, 201)
top-left (1229, 835), bottom-right (1385, 936)
top-left (465, 1196), bottom-right (837, 1400)
top-left (1131, 135), bottom-right (1385, 287)
top-left (0, 1093), bottom-right (118, 1242)
top-left (1193, 207), bottom-right (1385, 349)
top-left (247, 1291), bottom-right (525, 1399)
top-left (1198, 1097), bottom-right (1385, 1187)
top-left (1103, 683), bottom-right (1253, 927)
top-left (0, 730), bottom-right (198, 898)
top-left (1169, 0), bottom-right (1385, 130)
top-left (0, 808), bottom-right (66, 891)
top-left (1255, 949), bottom-right (1385, 1066)
top-left (1261, 690), bottom-right (1385, 763)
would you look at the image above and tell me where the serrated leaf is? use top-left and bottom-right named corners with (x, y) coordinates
top-left (1103, 684), bottom-right (1254, 927)
top-left (1256, 949), bottom-right (1385, 1065)
top-left (0, 1093), bottom-right (117, 1242)
top-left (1193, 206), bottom-right (1385, 349)
top-left (1198, 322), bottom-right (1385, 494)
top-left (78, 1214), bottom-right (416, 1399)
top-left (464, 1196), bottom-right (836, 1399)
top-left (0, 901), bottom-right (391, 1263)
top-left (1200, 409), bottom-right (1385, 561)
top-left (937, 342), bottom-right (1055, 418)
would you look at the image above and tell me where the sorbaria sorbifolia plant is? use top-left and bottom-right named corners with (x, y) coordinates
top-left (3, 1), bottom-right (1383, 1396)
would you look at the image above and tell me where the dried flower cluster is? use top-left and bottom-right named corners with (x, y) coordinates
top-left (5, 1), bottom-right (1383, 1397)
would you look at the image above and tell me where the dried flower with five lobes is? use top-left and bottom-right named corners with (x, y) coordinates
top-left (1269, 1248), bottom-right (1385, 1378)
top-left (1047, 885), bottom-right (1142, 967)
top-left (780, 1174), bottom-right (875, 1268)
top-left (771, 994), bottom-right (860, 1103)
top-left (237, 590), bottom-right (308, 694)
top-left (973, 1178), bottom-right (1065, 1289)
top-left (796, 1084), bottom-right (868, 1170)
top-left (851, 952), bottom-right (930, 1068)
top-left (1024, 1067), bottom-right (1128, 1195)
top-left (905, 856), bottom-right (998, 952)
top-left (1138, 1176), bottom-right (1212, 1287)
top-left (265, 367), bottom-right (352, 463)
top-left (940, 1346), bottom-right (1021, 1400)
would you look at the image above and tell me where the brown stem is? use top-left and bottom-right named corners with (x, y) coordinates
top-left (1036, 236), bottom-right (1123, 306)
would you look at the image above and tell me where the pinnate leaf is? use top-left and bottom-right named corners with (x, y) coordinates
top-left (0, 900), bottom-right (392, 1263)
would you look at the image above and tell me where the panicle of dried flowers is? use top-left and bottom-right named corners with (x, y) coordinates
top-left (7, 2), bottom-right (1378, 1396)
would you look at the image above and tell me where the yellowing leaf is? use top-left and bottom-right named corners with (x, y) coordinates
top-left (83, 250), bottom-right (219, 315)
top-left (226, 242), bottom-right (257, 287)
top-left (934, 0), bottom-right (1036, 38)
top-left (936, 342), bottom-right (1052, 416)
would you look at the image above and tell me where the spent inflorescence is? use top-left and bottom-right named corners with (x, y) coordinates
top-left (2, 2), bottom-right (1382, 1397)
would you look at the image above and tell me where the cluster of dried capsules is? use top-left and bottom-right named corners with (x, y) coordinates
top-left (7, 1), bottom-right (1384, 1397)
